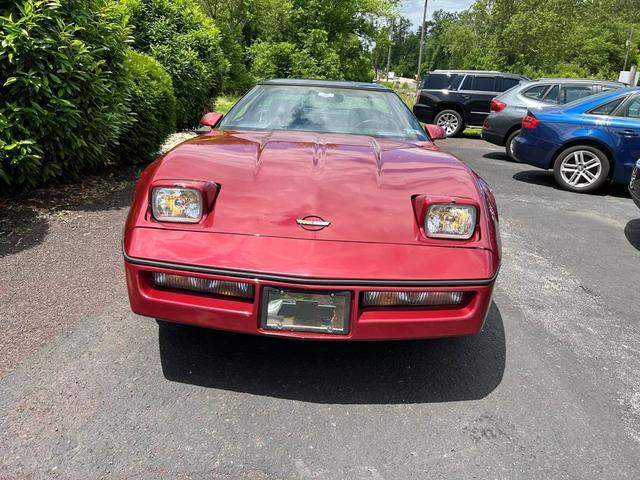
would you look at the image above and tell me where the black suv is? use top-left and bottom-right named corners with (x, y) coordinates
top-left (413, 70), bottom-right (528, 137)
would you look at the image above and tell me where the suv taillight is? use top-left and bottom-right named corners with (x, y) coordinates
top-left (522, 113), bottom-right (539, 129)
top-left (490, 99), bottom-right (506, 112)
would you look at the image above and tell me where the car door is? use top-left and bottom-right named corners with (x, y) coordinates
top-left (460, 75), bottom-right (499, 126)
top-left (606, 94), bottom-right (640, 182)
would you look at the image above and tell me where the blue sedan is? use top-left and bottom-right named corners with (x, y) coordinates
top-left (513, 87), bottom-right (640, 192)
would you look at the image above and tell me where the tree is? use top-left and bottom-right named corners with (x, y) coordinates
top-left (121, 0), bottom-right (229, 128)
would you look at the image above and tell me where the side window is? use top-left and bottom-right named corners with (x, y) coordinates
top-left (561, 85), bottom-right (593, 104)
top-left (601, 85), bottom-right (618, 93)
top-left (523, 85), bottom-right (550, 100)
top-left (422, 73), bottom-right (459, 89)
top-left (619, 96), bottom-right (640, 119)
top-left (460, 75), bottom-right (474, 90)
top-left (499, 77), bottom-right (521, 92)
top-left (472, 76), bottom-right (497, 91)
top-left (544, 85), bottom-right (559, 103)
top-left (589, 98), bottom-right (623, 116)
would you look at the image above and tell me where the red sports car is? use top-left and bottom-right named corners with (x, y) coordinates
top-left (124, 79), bottom-right (501, 340)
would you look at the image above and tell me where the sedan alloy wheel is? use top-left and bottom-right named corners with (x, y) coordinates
top-left (553, 145), bottom-right (610, 193)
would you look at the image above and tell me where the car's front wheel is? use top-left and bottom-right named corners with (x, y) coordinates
top-left (553, 145), bottom-right (610, 193)
top-left (505, 129), bottom-right (521, 161)
top-left (434, 109), bottom-right (464, 137)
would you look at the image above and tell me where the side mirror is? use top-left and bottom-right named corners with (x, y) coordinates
top-left (200, 112), bottom-right (224, 127)
top-left (425, 124), bottom-right (447, 141)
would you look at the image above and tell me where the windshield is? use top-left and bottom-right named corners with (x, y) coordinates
top-left (218, 84), bottom-right (428, 141)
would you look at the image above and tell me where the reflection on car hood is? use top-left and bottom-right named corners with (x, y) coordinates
top-left (153, 130), bottom-right (481, 244)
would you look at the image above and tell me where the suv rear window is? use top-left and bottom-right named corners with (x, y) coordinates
top-left (500, 77), bottom-right (521, 91)
top-left (422, 73), bottom-right (459, 89)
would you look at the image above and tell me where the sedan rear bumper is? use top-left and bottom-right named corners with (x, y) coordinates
top-left (124, 228), bottom-right (498, 340)
top-left (513, 134), bottom-right (556, 169)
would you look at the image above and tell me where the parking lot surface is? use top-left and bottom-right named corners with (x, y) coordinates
top-left (1, 137), bottom-right (639, 479)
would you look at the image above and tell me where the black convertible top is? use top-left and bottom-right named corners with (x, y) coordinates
top-left (260, 78), bottom-right (392, 92)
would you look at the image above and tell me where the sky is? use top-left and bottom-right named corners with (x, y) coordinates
top-left (400, 0), bottom-right (475, 27)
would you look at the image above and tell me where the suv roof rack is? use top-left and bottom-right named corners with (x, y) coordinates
top-left (432, 69), bottom-right (503, 74)
top-left (536, 77), bottom-right (626, 84)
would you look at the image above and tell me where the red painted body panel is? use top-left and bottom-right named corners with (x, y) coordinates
top-left (124, 228), bottom-right (497, 281)
top-left (125, 262), bottom-right (494, 340)
top-left (124, 128), bottom-right (501, 340)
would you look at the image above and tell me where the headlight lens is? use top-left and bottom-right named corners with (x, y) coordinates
top-left (152, 187), bottom-right (203, 223)
top-left (426, 203), bottom-right (476, 239)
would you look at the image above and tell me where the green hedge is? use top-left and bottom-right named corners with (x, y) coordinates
top-left (249, 30), bottom-right (342, 82)
top-left (0, 0), bottom-right (131, 188)
top-left (121, 0), bottom-right (229, 129)
top-left (118, 50), bottom-right (176, 164)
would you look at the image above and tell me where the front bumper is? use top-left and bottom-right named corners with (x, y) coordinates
top-left (124, 228), bottom-right (498, 340)
top-left (125, 260), bottom-right (494, 340)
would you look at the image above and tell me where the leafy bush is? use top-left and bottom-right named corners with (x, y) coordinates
top-left (118, 50), bottom-right (176, 164)
top-left (0, 0), bottom-right (131, 189)
top-left (121, 0), bottom-right (229, 129)
top-left (249, 29), bottom-right (342, 81)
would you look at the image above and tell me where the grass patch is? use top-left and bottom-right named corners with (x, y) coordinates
top-left (463, 128), bottom-right (482, 138)
top-left (215, 95), bottom-right (240, 114)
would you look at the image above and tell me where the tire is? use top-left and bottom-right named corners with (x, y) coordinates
top-left (505, 129), bottom-right (521, 161)
top-left (434, 109), bottom-right (464, 137)
top-left (553, 145), bottom-right (610, 193)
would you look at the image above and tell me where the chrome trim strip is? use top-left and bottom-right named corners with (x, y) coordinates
top-left (123, 251), bottom-right (499, 287)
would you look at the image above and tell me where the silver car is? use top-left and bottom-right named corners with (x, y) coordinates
top-left (481, 79), bottom-right (625, 160)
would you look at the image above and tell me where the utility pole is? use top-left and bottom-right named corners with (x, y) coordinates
top-left (624, 27), bottom-right (634, 71)
top-left (386, 18), bottom-right (393, 82)
top-left (416, 0), bottom-right (429, 87)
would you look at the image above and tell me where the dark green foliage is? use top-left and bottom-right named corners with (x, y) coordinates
top-left (121, 0), bottom-right (229, 129)
top-left (0, 0), bottom-right (131, 188)
top-left (197, 0), bottom-right (392, 84)
top-left (249, 30), bottom-right (342, 81)
top-left (384, 0), bottom-right (639, 81)
top-left (118, 50), bottom-right (176, 164)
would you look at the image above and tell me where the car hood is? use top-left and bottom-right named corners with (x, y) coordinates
top-left (151, 130), bottom-right (482, 245)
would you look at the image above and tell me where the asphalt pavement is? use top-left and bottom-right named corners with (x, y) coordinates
top-left (1, 136), bottom-right (639, 479)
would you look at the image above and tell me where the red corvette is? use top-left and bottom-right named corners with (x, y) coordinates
top-left (124, 79), bottom-right (501, 340)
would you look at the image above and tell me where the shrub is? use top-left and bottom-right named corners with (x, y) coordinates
top-left (121, 0), bottom-right (229, 129)
top-left (118, 50), bottom-right (176, 164)
top-left (249, 29), bottom-right (342, 82)
top-left (0, 0), bottom-right (131, 189)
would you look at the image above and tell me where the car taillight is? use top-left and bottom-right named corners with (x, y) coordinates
top-left (522, 113), bottom-right (539, 129)
top-left (490, 99), bottom-right (506, 112)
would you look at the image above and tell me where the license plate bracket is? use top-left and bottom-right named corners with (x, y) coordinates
top-left (260, 287), bottom-right (351, 335)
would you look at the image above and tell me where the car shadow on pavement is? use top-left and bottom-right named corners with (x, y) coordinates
top-left (483, 151), bottom-right (518, 163)
top-left (512, 170), bottom-right (632, 198)
top-left (625, 218), bottom-right (640, 251)
top-left (158, 302), bottom-right (506, 404)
